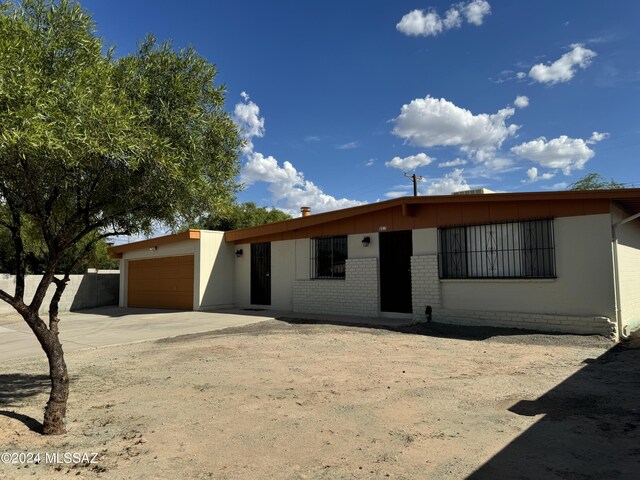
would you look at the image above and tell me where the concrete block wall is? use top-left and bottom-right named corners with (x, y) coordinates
top-left (0, 272), bottom-right (119, 315)
top-left (411, 255), bottom-right (441, 320)
top-left (432, 309), bottom-right (615, 337)
top-left (293, 257), bottom-right (378, 316)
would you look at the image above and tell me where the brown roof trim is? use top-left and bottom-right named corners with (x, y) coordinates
top-left (108, 229), bottom-right (201, 259)
top-left (224, 188), bottom-right (640, 243)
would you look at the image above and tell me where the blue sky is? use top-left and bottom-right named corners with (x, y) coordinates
top-left (84, 0), bottom-right (640, 216)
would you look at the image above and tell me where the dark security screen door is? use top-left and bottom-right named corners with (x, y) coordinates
top-left (379, 230), bottom-right (412, 313)
top-left (251, 242), bottom-right (271, 305)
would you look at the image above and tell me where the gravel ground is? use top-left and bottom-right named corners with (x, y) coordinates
top-left (0, 319), bottom-right (637, 479)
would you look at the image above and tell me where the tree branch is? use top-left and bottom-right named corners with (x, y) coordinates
top-left (48, 275), bottom-right (69, 336)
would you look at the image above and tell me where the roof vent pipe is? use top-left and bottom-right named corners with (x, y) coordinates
top-left (301, 206), bottom-right (311, 217)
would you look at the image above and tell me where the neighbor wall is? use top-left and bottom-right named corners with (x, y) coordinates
top-left (0, 271), bottom-right (119, 315)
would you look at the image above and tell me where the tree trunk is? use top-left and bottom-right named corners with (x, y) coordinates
top-left (42, 336), bottom-right (69, 435)
top-left (20, 308), bottom-right (70, 435)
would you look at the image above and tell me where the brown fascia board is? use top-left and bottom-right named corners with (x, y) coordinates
top-left (108, 229), bottom-right (201, 259)
top-left (223, 188), bottom-right (640, 243)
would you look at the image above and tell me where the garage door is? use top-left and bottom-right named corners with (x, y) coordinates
top-left (127, 256), bottom-right (194, 310)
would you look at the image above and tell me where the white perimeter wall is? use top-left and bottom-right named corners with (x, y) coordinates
top-left (0, 272), bottom-right (119, 315)
top-left (613, 206), bottom-right (640, 332)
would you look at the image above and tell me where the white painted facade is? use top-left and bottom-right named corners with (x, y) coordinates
top-left (116, 210), bottom-right (640, 339)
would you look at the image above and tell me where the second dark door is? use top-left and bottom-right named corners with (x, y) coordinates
top-left (379, 230), bottom-right (412, 313)
top-left (251, 242), bottom-right (271, 305)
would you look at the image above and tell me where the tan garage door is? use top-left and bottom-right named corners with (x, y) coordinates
top-left (127, 256), bottom-right (194, 310)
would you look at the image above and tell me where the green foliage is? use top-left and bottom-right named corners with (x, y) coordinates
top-left (200, 202), bottom-right (291, 231)
top-left (0, 0), bottom-right (241, 277)
top-left (568, 173), bottom-right (625, 191)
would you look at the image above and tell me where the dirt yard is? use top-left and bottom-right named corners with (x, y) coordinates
top-left (1, 318), bottom-right (638, 479)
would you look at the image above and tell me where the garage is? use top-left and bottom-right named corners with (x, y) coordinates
top-left (127, 256), bottom-right (194, 310)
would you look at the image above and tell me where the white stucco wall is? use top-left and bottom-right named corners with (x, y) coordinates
top-left (435, 215), bottom-right (616, 319)
top-left (233, 242), bottom-right (250, 307)
top-left (412, 228), bottom-right (438, 255)
top-left (118, 239), bottom-right (199, 309)
top-left (198, 230), bottom-right (234, 309)
top-left (295, 238), bottom-right (310, 280)
top-left (348, 232), bottom-right (379, 259)
top-left (271, 240), bottom-right (296, 310)
top-left (613, 206), bottom-right (640, 332)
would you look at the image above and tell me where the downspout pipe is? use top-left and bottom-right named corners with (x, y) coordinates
top-left (611, 211), bottom-right (640, 340)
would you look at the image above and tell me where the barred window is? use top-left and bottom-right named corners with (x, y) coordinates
top-left (311, 236), bottom-right (347, 279)
top-left (438, 219), bottom-right (556, 279)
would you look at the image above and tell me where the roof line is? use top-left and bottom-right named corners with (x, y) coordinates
top-left (223, 188), bottom-right (640, 242)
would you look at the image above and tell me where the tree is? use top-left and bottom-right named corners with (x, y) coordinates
top-left (0, 0), bottom-right (241, 434)
top-left (0, 228), bottom-right (118, 274)
top-left (200, 202), bottom-right (291, 231)
top-left (569, 173), bottom-right (625, 191)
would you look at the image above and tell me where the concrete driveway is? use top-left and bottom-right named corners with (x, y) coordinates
top-left (0, 307), bottom-right (272, 361)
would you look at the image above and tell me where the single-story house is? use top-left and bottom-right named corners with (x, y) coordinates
top-left (108, 189), bottom-right (640, 340)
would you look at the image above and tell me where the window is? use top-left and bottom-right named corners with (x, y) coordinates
top-left (311, 236), bottom-right (347, 279)
top-left (438, 219), bottom-right (556, 279)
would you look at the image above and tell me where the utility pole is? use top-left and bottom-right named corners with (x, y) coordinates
top-left (404, 172), bottom-right (424, 197)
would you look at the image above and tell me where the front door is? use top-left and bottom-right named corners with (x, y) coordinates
top-left (379, 230), bottom-right (412, 313)
top-left (251, 242), bottom-right (271, 305)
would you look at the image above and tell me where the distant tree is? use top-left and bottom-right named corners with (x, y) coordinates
top-left (0, 0), bottom-right (241, 434)
top-left (569, 173), bottom-right (625, 190)
top-left (0, 228), bottom-right (117, 274)
top-left (200, 202), bottom-right (291, 231)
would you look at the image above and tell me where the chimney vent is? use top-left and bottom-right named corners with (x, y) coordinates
top-left (301, 206), bottom-right (311, 217)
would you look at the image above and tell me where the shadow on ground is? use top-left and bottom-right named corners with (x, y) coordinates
top-left (278, 316), bottom-right (611, 346)
top-left (0, 373), bottom-right (50, 407)
top-left (0, 373), bottom-right (49, 433)
top-left (469, 332), bottom-right (640, 479)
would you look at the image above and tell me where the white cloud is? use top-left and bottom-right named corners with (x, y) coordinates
top-left (304, 135), bottom-right (320, 142)
top-left (235, 93), bottom-right (364, 215)
top-left (511, 134), bottom-right (605, 175)
top-left (365, 158), bottom-right (375, 167)
top-left (336, 141), bottom-right (359, 150)
top-left (528, 44), bottom-right (597, 84)
top-left (233, 92), bottom-right (265, 154)
top-left (525, 166), bottom-right (555, 183)
top-left (514, 95), bottom-right (529, 108)
top-left (516, 72), bottom-right (527, 79)
top-left (393, 95), bottom-right (519, 162)
top-left (438, 158), bottom-right (467, 168)
top-left (424, 169), bottom-right (470, 195)
top-left (241, 152), bottom-right (364, 215)
top-left (396, 1), bottom-right (490, 37)
top-left (384, 190), bottom-right (411, 199)
top-left (463, 0), bottom-right (491, 25)
top-left (587, 131), bottom-right (609, 144)
top-left (385, 153), bottom-right (434, 170)
top-left (397, 9), bottom-right (443, 36)
top-left (443, 7), bottom-right (462, 29)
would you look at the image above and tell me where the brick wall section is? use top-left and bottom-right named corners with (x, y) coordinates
top-left (293, 258), bottom-right (378, 316)
top-left (432, 309), bottom-right (616, 338)
top-left (411, 255), bottom-right (441, 319)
